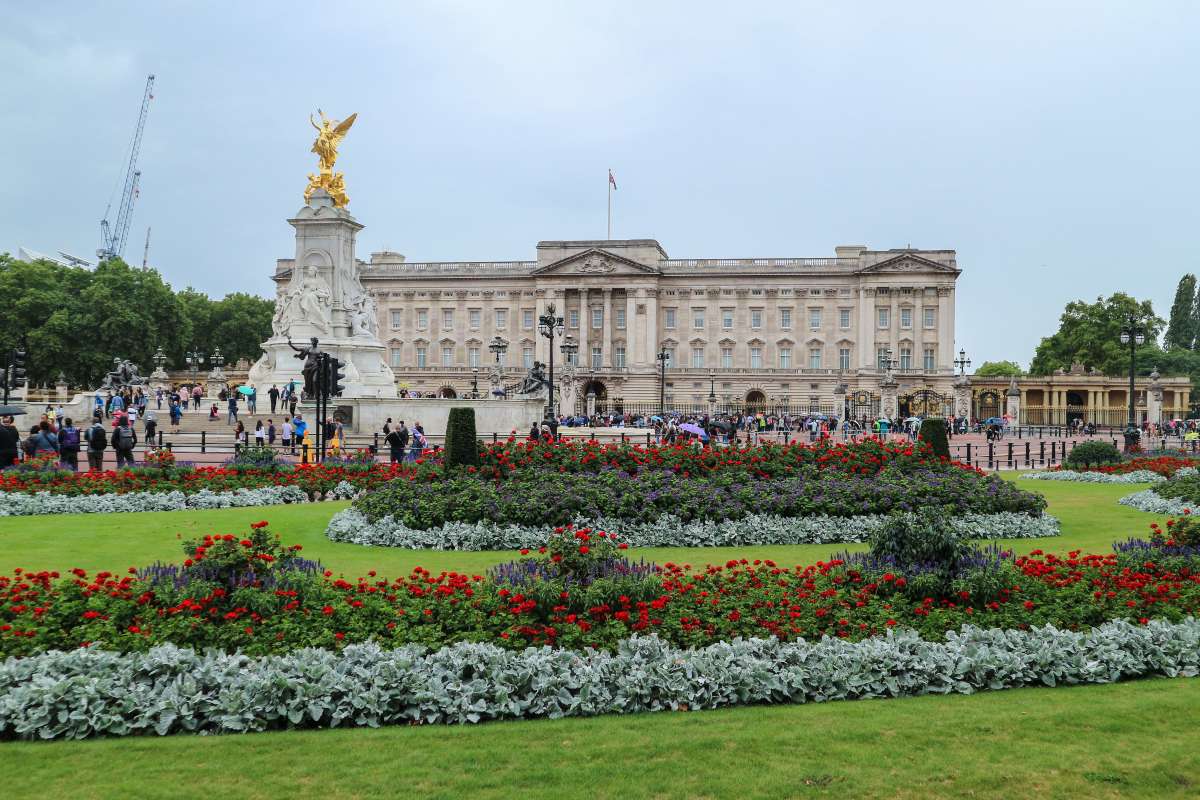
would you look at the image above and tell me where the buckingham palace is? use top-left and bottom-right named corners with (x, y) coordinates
top-left (329, 238), bottom-right (962, 417)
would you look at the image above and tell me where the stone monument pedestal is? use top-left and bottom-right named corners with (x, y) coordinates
top-left (249, 189), bottom-right (397, 398)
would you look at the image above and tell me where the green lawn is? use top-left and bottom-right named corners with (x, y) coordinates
top-left (0, 475), bottom-right (1167, 576)
top-left (3, 477), bottom-right (1197, 799)
top-left (3, 678), bottom-right (1197, 800)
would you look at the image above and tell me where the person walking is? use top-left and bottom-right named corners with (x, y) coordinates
top-left (85, 416), bottom-right (108, 471)
top-left (144, 411), bottom-right (158, 446)
top-left (192, 385), bottom-right (202, 410)
top-left (234, 421), bottom-right (247, 451)
top-left (292, 415), bottom-right (307, 456)
top-left (385, 424), bottom-right (404, 464)
top-left (268, 384), bottom-right (280, 414)
top-left (169, 401), bottom-right (182, 431)
top-left (254, 419), bottom-right (266, 445)
top-left (408, 423), bottom-right (426, 462)
top-left (112, 416), bottom-right (137, 468)
top-left (281, 417), bottom-right (293, 453)
top-left (0, 415), bottom-right (21, 469)
top-left (247, 386), bottom-right (258, 415)
top-left (227, 393), bottom-right (239, 425)
top-left (288, 391), bottom-right (299, 417)
top-left (59, 417), bottom-right (81, 471)
top-left (267, 419), bottom-right (277, 445)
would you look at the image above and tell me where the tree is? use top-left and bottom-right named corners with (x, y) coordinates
top-left (209, 293), bottom-right (273, 365)
top-left (1164, 274), bottom-right (1197, 350)
top-left (0, 254), bottom-right (90, 385)
top-left (1029, 293), bottom-right (1163, 376)
top-left (974, 360), bottom-right (1023, 377)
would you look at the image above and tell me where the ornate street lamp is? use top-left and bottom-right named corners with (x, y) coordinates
top-left (538, 304), bottom-right (565, 420)
top-left (185, 349), bottom-right (205, 379)
top-left (210, 347), bottom-right (225, 371)
top-left (954, 348), bottom-right (971, 376)
top-left (152, 347), bottom-right (168, 373)
top-left (656, 345), bottom-right (670, 418)
top-left (1119, 316), bottom-right (1147, 434)
top-left (488, 335), bottom-right (508, 365)
top-left (471, 367), bottom-right (479, 398)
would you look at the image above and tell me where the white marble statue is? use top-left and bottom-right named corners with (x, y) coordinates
top-left (274, 264), bottom-right (332, 335)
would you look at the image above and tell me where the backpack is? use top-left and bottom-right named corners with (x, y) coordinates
top-left (88, 425), bottom-right (108, 450)
top-left (61, 427), bottom-right (80, 450)
top-left (34, 432), bottom-right (59, 455)
top-left (115, 426), bottom-right (135, 450)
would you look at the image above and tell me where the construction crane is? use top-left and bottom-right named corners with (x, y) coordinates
top-left (98, 74), bottom-right (155, 261)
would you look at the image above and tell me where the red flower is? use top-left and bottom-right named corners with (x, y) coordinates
top-left (250, 521), bottom-right (269, 529)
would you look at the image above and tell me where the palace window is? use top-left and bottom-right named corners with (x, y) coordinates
top-left (693, 308), bottom-right (705, 329)
top-left (616, 308), bottom-right (626, 329)
top-left (899, 347), bottom-right (912, 370)
top-left (390, 310), bottom-right (402, 329)
top-left (495, 309), bottom-right (507, 328)
top-left (780, 308), bottom-right (792, 329)
top-left (877, 308), bottom-right (890, 328)
top-left (664, 308), bottom-right (677, 328)
top-left (838, 347), bottom-right (851, 370)
top-left (615, 346), bottom-right (626, 367)
top-left (468, 347), bottom-right (480, 367)
top-left (441, 346), bottom-right (453, 367)
top-left (721, 347), bottom-right (733, 368)
top-left (809, 308), bottom-right (821, 329)
top-left (522, 309), bottom-right (534, 329)
top-left (877, 346), bottom-right (890, 370)
top-left (839, 309), bottom-right (851, 329)
top-left (692, 347), bottom-right (704, 368)
top-left (416, 347), bottom-right (427, 368)
top-left (592, 307), bottom-right (603, 329)
top-left (416, 309), bottom-right (428, 329)
top-left (779, 348), bottom-right (792, 369)
top-left (662, 348), bottom-right (675, 368)
top-left (569, 309), bottom-right (579, 328)
top-left (591, 346), bottom-right (602, 369)
top-left (750, 309), bottom-right (763, 329)
top-left (924, 308), bottom-right (936, 329)
top-left (900, 308), bottom-right (912, 329)
top-left (522, 345), bottom-right (534, 368)
top-left (442, 309), bottom-right (454, 329)
top-left (924, 347), bottom-right (936, 370)
top-left (750, 346), bottom-right (762, 368)
top-left (389, 347), bottom-right (403, 368)
top-left (469, 309), bottom-right (481, 329)
top-left (808, 348), bottom-right (822, 369)
top-left (723, 309), bottom-right (734, 329)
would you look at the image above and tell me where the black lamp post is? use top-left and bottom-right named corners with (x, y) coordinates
top-left (538, 303), bottom-right (565, 420)
top-left (471, 367), bottom-right (479, 398)
top-left (954, 348), bottom-right (971, 376)
top-left (152, 347), bottom-right (167, 374)
top-left (210, 347), bottom-right (225, 372)
top-left (1119, 317), bottom-right (1146, 433)
top-left (708, 370), bottom-right (717, 409)
top-left (185, 349), bottom-right (205, 380)
top-left (656, 345), bottom-right (670, 417)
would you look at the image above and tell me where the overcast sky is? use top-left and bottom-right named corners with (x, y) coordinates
top-left (4, 1), bottom-right (1198, 365)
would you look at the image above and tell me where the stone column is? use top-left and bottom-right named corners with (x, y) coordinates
top-left (1006, 378), bottom-right (1021, 424)
top-left (937, 287), bottom-right (954, 370)
top-left (643, 289), bottom-right (659, 365)
top-left (577, 288), bottom-right (589, 370)
top-left (534, 291), bottom-right (547, 365)
top-left (601, 289), bottom-right (613, 368)
top-left (858, 288), bottom-right (874, 370)
top-left (625, 290), bottom-right (638, 369)
top-left (953, 374), bottom-right (972, 419)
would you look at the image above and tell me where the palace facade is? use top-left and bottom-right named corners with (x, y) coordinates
top-left (333, 239), bottom-right (962, 415)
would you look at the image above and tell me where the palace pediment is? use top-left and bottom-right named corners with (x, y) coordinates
top-left (530, 248), bottom-right (661, 277)
top-left (856, 253), bottom-right (960, 275)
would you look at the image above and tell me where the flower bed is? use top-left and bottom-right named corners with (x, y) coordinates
top-left (0, 485), bottom-right (312, 517)
top-left (1023, 469), bottom-right (1166, 484)
top-left (6, 521), bottom-right (1196, 660)
top-left (0, 460), bottom-right (403, 499)
top-left (1050, 455), bottom-right (1200, 478)
top-left (325, 508), bottom-right (1059, 550)
top-left (2, 620), bottom-right (1197, 740)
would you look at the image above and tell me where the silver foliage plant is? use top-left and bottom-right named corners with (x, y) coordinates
top-left (0, 485), bottom-right (310, 517)
top-left (1118, 489), bottom-right (1191, 515)
top-left (1, 619), bottom-right (1196, 740)
top-left (325, 508), bottom-right (1060, 551)
top-left (1021, 469), bottom-right (1166, 484)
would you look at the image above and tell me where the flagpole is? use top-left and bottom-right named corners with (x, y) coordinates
top-left (607, 170), bottom-right (612, 240)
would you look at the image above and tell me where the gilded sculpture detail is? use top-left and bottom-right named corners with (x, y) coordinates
top-left (304, 109), bottom-right (357, 208)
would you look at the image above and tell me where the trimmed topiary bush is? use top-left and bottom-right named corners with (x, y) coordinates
top-left (444, 407), bottom-right (479, 468)
top-left (1065, 440), bottom-right (1122, 468)
top-left (918, 418), bottom-right (950, 459)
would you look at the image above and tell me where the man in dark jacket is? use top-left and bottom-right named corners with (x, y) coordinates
top-left (112, 416), bottom-right (138, 468)
top-left (85, 416), bottom-right (108, 471)
top-left (0, 415), bottom-right (19, 468)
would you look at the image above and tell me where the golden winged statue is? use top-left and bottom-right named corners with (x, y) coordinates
top-left (304, 109), bottom-right (357, 207)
